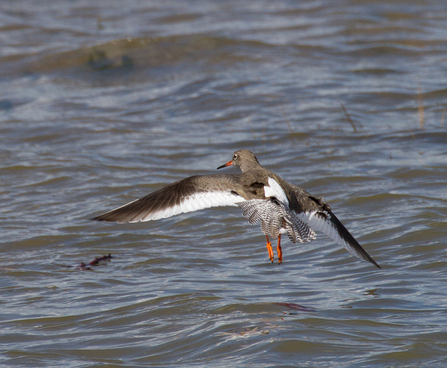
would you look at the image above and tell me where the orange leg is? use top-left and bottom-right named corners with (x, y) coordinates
top-left (266, 235), bottom-right (274, 263)
top-left (277, 234), bottom-right (283, 265)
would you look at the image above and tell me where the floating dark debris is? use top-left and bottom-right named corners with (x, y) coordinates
top-left (61, 253), bottom-right (113, 271)
top-left (77, 253), bottom-right (113, 270)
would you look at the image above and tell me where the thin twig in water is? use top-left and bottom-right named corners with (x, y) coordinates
top-left (340, 102), bottom-right (357, 133)
top-left (417, 77), bottom-right (425, 129)
top-left (281, 105), bottom-right (294, 134)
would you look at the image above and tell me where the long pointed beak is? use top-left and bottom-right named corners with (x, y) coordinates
top-left (217, 160), bottom-right (233, 170)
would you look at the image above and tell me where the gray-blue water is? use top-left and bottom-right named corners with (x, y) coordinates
top-left (1, 1), bottom-right (447, 367)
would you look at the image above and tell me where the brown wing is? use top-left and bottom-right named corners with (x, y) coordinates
top-left (91, 174), bottom-right (246, 223)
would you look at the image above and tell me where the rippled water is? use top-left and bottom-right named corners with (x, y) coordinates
top-left (1, 1), bottom-right (447, 367)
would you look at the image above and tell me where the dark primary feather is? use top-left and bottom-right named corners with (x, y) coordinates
top-left (323, 209), bottom-right (381, 269)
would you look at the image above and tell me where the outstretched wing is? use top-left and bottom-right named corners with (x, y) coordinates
top-left (91, 174), bottom-right (245, 223)
top-left (290, 184), bottom-right (381, 269)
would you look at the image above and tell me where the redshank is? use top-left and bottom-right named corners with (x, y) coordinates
top-left (92, 150), bottom-right (380, 268)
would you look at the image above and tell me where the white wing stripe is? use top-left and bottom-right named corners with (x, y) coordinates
top-left (297, 211), bottom-right (355, 255)
top-left (138, 191), bottom-right (244, 222)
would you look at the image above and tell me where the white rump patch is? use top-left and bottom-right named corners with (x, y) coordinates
top-left (264, 177), bottom-right (288, 205)
top-left (139, 191), bottom-right (244, 222)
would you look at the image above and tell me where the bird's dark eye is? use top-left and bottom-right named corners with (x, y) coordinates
top-left (233, 154), bottom-right (238, 160)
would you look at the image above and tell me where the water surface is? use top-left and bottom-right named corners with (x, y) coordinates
top-left (1, 1), bottom-right (447, 367)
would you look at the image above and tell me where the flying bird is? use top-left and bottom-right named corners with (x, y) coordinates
top-left (92, 150), bottom-right (380, 268)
